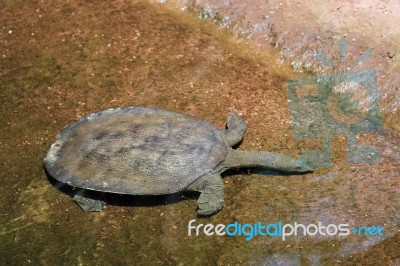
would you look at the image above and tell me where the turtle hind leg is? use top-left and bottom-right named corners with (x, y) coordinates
top-left (225, 111), bottom-right (247, 147)
top-left (73, 190), bottom-right (106, 212)
top-left (187, 174), bottom-right (224, 216)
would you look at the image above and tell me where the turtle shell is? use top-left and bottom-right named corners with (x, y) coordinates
top-left (44, 107), bottom-right (228, 194)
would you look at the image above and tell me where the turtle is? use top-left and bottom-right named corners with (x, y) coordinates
top-left (44, 107), bottom-right (312, 215)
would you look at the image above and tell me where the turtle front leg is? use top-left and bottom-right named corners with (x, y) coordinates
top-left (73, 189), bottom-right (106, 212)
top-left (225, 112), bottom-right (247, 147)
top-left (187, 174), bottom-right (224, 216)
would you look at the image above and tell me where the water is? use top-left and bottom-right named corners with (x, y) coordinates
top-left (0, 0), bottom-right (399, 265)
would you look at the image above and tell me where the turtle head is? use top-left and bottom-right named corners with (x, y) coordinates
top-left (290, 160), bottom-right (314, 173)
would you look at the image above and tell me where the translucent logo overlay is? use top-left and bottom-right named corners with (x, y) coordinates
top-left (286, 38), bottom-right (382, 168)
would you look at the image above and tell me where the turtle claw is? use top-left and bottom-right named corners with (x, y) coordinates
top-left (74, 194), bottom-right (106, 212)
top-left (197, 190), bottom-right (224, 216)
top-left (187, 173), bottom-right (225, 216)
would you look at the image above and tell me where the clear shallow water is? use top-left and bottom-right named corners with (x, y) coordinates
top-left (163, 0), bottom-right (400, 121)
top-left (0, 0), bottom-right (399, 265)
